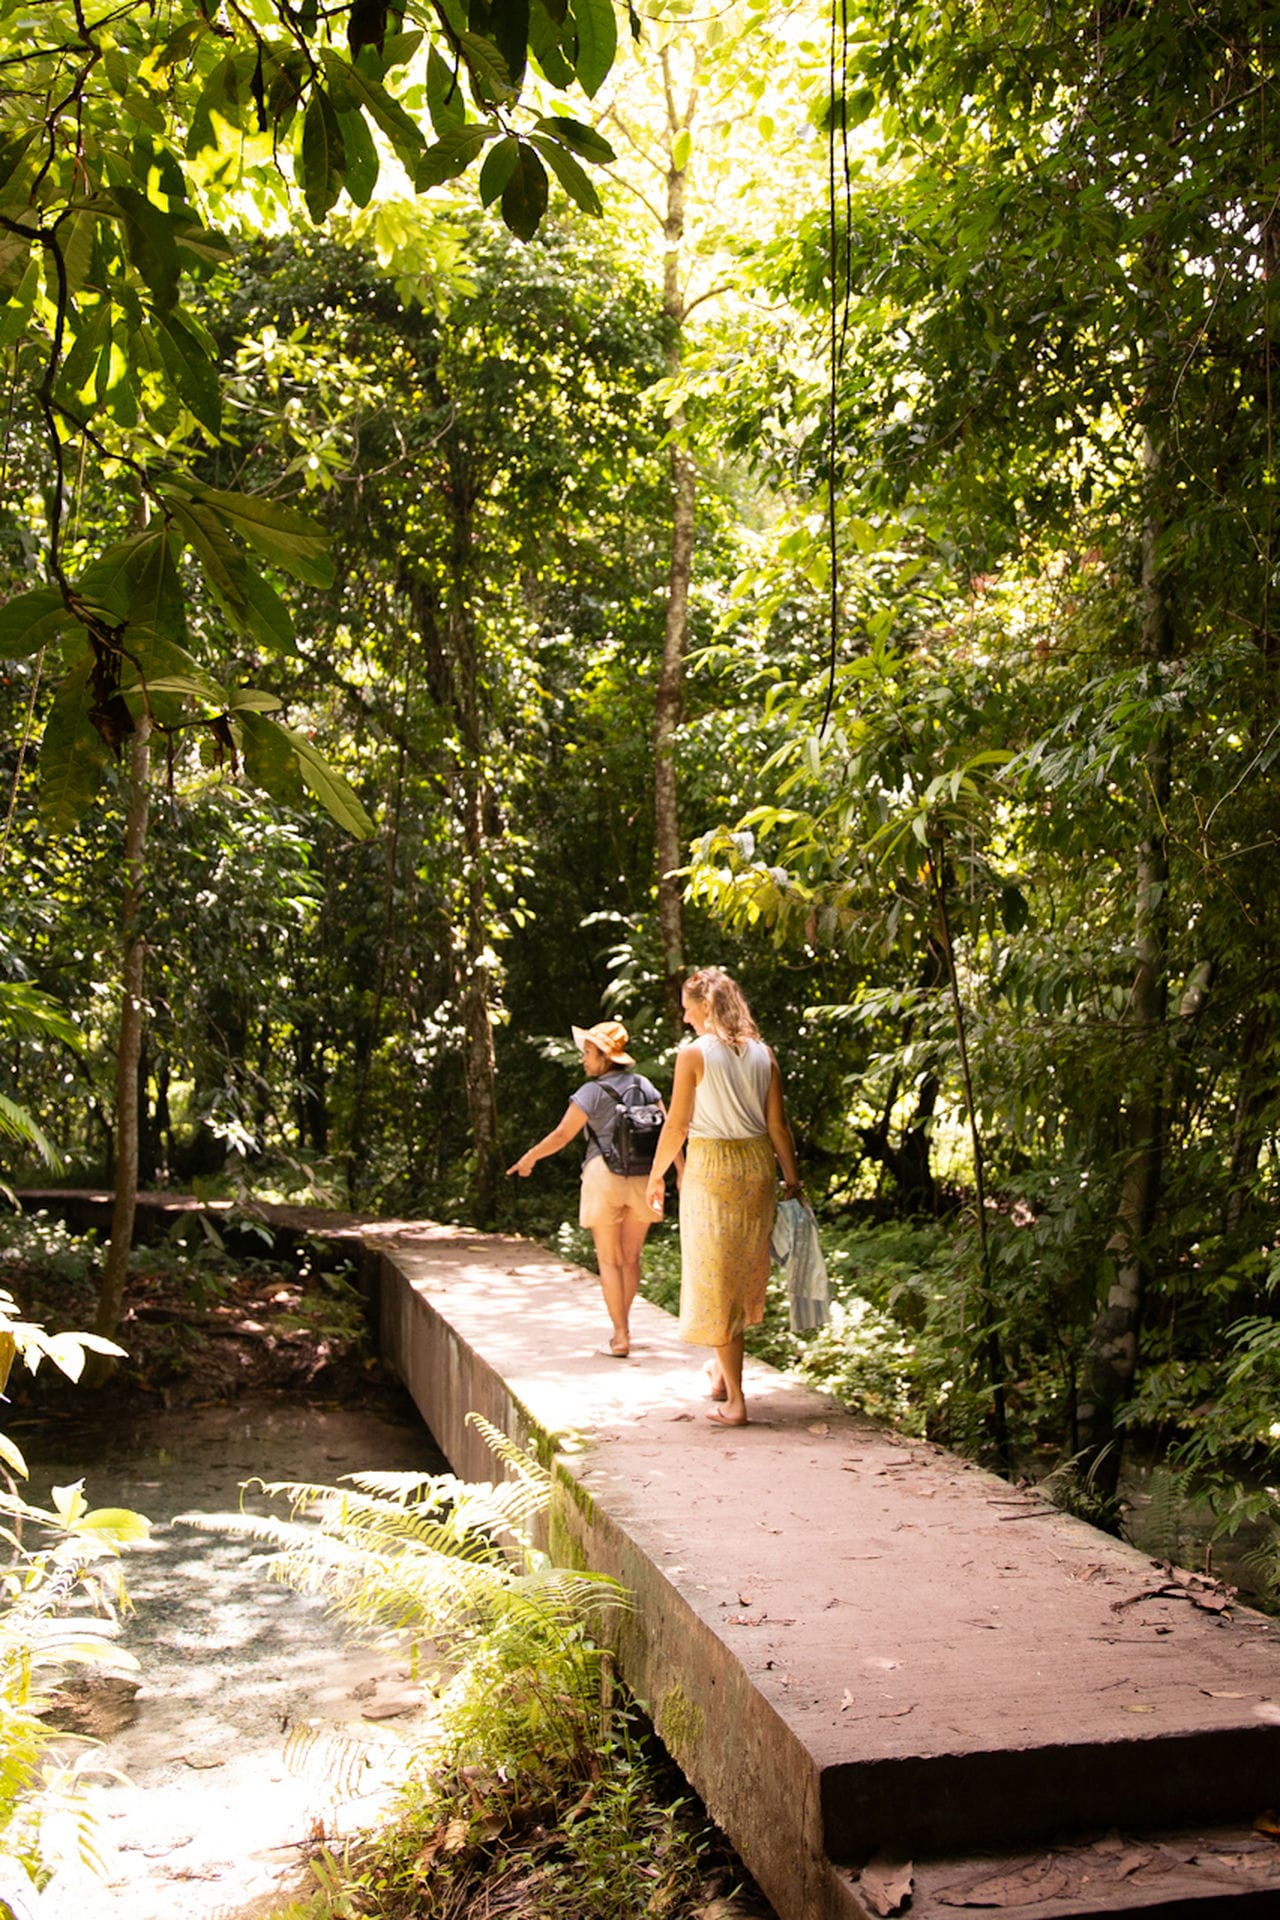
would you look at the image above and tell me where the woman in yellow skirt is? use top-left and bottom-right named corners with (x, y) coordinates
top-left (645, 968), bottom-right (802, 1426)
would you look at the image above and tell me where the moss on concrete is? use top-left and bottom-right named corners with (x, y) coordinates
top-left (656, 1682), bottom-right (705, 1759)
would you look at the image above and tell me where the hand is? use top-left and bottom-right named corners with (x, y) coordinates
top-left (782, 1179), bottom-right (803, 1200)
top-left (507, 1153), bottom-right (536, 1178)
top-left (645, 1175), bottom-right (664, 1215)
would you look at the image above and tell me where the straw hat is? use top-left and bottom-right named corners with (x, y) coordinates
top-left (570, 1020), bottom-right (635, 1068)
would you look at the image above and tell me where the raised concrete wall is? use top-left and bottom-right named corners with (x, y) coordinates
top-left (367, 1223), bottom-right (1280, 1920)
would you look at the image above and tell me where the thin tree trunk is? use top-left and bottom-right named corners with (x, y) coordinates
top-left (446, 444), bottom-right (501, 1225)
top-left (86, 712), bottom-right (151, 1381)
top-left (1076, 429), bottom-right (1173, 1494)
top-left (654, 51), bottom-right (697, 1039)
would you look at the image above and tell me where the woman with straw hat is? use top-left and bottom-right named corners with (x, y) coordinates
top-left (507, 1019), bottom-right (668, 1358)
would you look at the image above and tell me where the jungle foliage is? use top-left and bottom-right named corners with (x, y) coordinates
top-left (3, 0), bottom-right (1280, 1550)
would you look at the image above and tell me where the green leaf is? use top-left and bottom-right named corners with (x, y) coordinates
top-left (336, 107), bottom-right (382, 206)
top-left (321, 51), bottom-right (426, 165)
top-left (528, 0), bottom-right (575, 85)
top-left (417, 125), bottom-right (489, 189)
top-left (301, 88), bottom-right (346, 225)
top-left (0, 587), bottom-right (71, 659)
top-left (456, 30), bottom-right (514, 102)
top-left (121, 632), bottom-right (225, 710)
top-left (426, 45), bottom-right (467, 134)
top-left (78, 1508), bottom-right (151, 1543)
top-left (236, 707), bottom-right (306, 807)
top-left (0, 255), bottom-right (41, 350)
top-left (165, 500), bottom-right (254, 629)
top-left (529, 134), bottom-right (602, 216)
top-left (471, 0), bottom-right (530, 89)
top-left (240, 563), bottom-right (296, 653)
top-left (500, 143), bottom-right (548, 241)
top-left (110, 185), bottom-right (181, 311)
top-left (159, 479), bottom-right (333, 587)
top-left (156, 309), bottom-right (222, 434)
top-left (671, 127), bottom-right (691, 172)
top-left (0, 131), bottom-right (34, 196)
top-left (54, 300), bottom-right (111, 406)
top-left (40, 654), bottom-right (109, 832)
top-left (532, 114), bottom-right (614, 165)
top-left (479, 136), bottom-right (520, 207)
top-left (284, 725), bottom-right (376, 838)
top-left (569, 0), bottom-right (616, 98)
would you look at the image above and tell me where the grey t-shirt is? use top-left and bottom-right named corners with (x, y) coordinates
top-left (572, 1069), bottom-right (661, 1170)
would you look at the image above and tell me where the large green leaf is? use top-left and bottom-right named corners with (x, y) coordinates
top-left (122, 631), bottom-right (223, 704)
top-left (532, 114), bottom-right (614, 165)
top-left (529, 133), bottom-right (601, 216)
top-left (426, 46), bottom-right (467, 134)
top-left (335, 107), bottom-right (381, 206)
top-left (300, 88), bottom-right (346, 225)
top-left (479, 137), bottom-right (520, 207)
top-left (321, 51), bottom-right (424, 166)
top-left (417, 125), bottom-right (489, 189)
top-left (456, 30), bottom-right (514, 102)
top-left (165, 500), bottom-right (254, 629)
top-left (568, 0), bottom-right (615, 98)
top-left (527, 0), bottom-right (575, 85)
top-left (241, 563), bottom-right (296, 653)
top-left (156, 309), bottom-right (222, 434)
top-left (39, 654), bottom-right (109, 832)
top-left (470, 0), bottom-right (529, 89)
top-left (54, 299), bottom-right (111, 406)
top-left (285, 725), bottom-right (376, 838)
top-left (0, 587), bottom-right (72, 659)
top-left (110, 185), bottom-right (181, 311)
top-left (159, 479), bottom-right (333, 587)
top-left (236, 707), bottom-right (305, 807)
top-left (500, 143), bottom-right (548, 242)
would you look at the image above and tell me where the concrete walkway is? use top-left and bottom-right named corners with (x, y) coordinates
top-left (368, 1222), bottom-right (1280, 1920)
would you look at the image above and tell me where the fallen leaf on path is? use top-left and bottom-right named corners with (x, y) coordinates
top-left (1121, 1703), bottom-right (1155, 1712)
top-left (938, 1855), bottom-right (1069, 1906)
top-left (182, 1754), bottom-right (226, 1769)
top-left (728, 1615), bottom-right (767, 1626)
top-left (1203, 1689), bottom-right (1246, 1698)
top-left (808, 1422), bottom-right (830, 1435)
top-left (858, 1853), bottom-right (914, 1915)
top-left (841, 1689), bottom-right (854, 1711)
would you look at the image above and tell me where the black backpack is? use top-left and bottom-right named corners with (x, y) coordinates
top-left (590, 1077), bottom-right (664, 1177)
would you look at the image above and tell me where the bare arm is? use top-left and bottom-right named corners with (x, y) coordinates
top-left (765, 1049), bottom-right (802, 1196)
top-left (507, 1102), bottom-right (588, 1177)
top-left (645, 1048), bottom-right (701, 1204)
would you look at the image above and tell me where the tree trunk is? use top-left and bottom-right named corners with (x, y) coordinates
top-left (654, 51), bottom-right (697, 1039)
top-left (86, 712), bottom-right (151, 1382)
top-left (1076, 430), bottom-right (1173, 1494)
top-left (446, 443), bottom-right (502, 1225)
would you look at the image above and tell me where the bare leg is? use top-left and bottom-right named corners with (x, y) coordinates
top-left (591, 1219), bottom-right (648, 1355)
top-left (706, 1333), bottom-right (747, 1425)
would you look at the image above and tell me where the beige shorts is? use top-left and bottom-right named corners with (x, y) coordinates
top-left (579, 1154), bottom-right (654, 1229)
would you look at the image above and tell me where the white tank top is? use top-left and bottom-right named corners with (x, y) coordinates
top-left (688, 1035), bottom-right (773, 1140)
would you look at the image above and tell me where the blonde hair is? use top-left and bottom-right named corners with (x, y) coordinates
top-left (684, 967), bottom-right (760, 1053)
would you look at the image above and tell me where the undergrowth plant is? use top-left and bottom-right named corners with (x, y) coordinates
top-left (212, 1417), bottom-right (739, 1920)
top-left (0, 1288), bottom-right (148, 1915)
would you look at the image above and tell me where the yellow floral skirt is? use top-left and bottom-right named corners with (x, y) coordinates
top-left (677, 1134), bottom-right (775, 1347)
